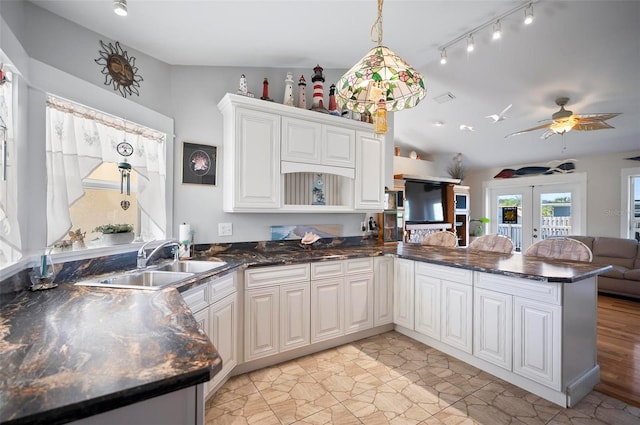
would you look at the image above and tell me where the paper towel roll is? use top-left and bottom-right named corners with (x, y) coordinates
top-left (179, 223), bottom-right (191, 244)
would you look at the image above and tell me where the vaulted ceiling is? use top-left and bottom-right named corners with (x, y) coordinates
top-left (29, 0), bottom-right (640, 169)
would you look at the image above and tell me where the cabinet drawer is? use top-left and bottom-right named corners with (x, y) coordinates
top-left (182, 284), bottom-right (208, 313)
top-left (344, 257), bottom-right (374, 275)
top-left (209, 273), bottom-right (237, 304)
top-left (311, 261), bottom-right (344, 279)
top-left (246, 263), bottom-right (310, 288)
top-left (475, 272), bottom-right (560, 305)
top-left (415, 262), bottom-right (472, 285)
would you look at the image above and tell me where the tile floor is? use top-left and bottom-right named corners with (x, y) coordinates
top-left (205, 331), bottom-right (640, 424)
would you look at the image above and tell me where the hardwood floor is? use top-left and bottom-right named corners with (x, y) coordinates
top-left (595, 294), bottom-right (640, 407)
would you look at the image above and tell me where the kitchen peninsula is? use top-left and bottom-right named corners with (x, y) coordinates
top-left (0, 241), bottom-right (611, 424)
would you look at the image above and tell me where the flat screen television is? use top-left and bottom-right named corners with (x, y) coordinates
top-left (404, 180), bottom-right (447, 223)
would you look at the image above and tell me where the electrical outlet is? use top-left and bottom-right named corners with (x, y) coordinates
top-left (218, 222), bottom-right (233, 236)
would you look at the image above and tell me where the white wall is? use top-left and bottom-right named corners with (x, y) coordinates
top-left (464, 150), bottom-right (640, 237)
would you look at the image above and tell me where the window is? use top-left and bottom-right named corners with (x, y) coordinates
top-left (45, 96), bottom-right (167, 250)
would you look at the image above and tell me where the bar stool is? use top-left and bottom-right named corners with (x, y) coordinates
top-left (468, 234), bottom-right (514, 254)
top-left (524, 237), bottom-right (593, 262)
top-left (421, 231), bottom-right (458, 247)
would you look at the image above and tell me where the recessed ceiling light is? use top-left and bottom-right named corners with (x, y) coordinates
top-left (114, 0), bottom-right (128, 16)
top-left (433, 121), bottom-right (445, 127)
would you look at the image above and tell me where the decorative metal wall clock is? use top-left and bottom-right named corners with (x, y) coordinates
top-left (95, 40), bottom-right (143, 97)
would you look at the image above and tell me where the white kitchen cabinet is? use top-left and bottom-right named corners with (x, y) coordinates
top-left (355, 131), bottom-right (385, 210)
top-left (209, 292), bottom-right (238, 390)
top-left (373, 256), bottom-right (394, 326)
top-left (311, 277), bottom-right (344, 343)
top-left (393, 258), bottom-right (414, 329)
top-left (344, 272), bottom-right (373, 334)
top-left (192, 307), bottom-right (210, 339)
top-left (280, 282), bottom-right (310, 352)
top-left (414, 274), bottom-right (440, 339)
top-left (514, 297), bottom-right (561, 390)
top-left (282, 117), bottom-right (355, 168)
top-left (222, 106), bottom-right (281, 211)
top-left (441, 280), bottom-right (472, 353)
top-left (245, 286), bottom-right (279, 361)
top-left (473, 287), bottom-right (512, 371)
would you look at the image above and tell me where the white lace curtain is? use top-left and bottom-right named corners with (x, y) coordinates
top-left (0, 72), bottom-right (22, 265)
top-left (45, 97), bottom-right (166, 246)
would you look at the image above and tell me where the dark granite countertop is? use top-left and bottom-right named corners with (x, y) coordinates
top-left (0, 239), bottom-right (612, 424)
top-left (0, 284), bottom-right (221, 425)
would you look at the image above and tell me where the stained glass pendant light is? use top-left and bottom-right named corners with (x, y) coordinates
top-left (336, 0), bottom-right (426, 134)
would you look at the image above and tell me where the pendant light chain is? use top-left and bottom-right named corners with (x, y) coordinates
top-left (370, 0), bottom-right (384, 45)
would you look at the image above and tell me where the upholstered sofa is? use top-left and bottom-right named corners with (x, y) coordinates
top-left (570, 236), bottom-right (640, 299)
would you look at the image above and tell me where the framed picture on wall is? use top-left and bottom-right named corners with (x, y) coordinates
top-left (182, 142), bottom-right (217, 185)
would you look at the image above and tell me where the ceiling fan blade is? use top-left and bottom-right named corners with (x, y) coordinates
top-left (574, 113), bottom-right (621, 121)
top-left (540, 129), bottom-right (556, 139)
top-left (505, 122), bottom-right (551, 138)
top-left (573, 121), bottom-right (615, 131)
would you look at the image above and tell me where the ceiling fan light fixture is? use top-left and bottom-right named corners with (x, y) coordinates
top-left (524, 4), bottom-right (534, 25)
top-left (440, 50), bottom-right (447, 65)
top-left (114, 0), bottom-right (128, 16)
top-left (466, 35), bottom-right (475, 52)
top-left (492, 21), bottom-right (502, 40)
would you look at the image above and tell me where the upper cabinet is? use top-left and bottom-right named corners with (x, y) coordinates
top-left (218, 93), bottom-right (384, 213)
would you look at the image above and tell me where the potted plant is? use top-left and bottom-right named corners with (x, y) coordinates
top-left (93, 223), bottom-right (134, 245)
top-left (470, 217), bottom-right (490, 236)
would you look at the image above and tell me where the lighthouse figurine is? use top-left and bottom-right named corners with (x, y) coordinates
top-left (283, 72), bottom-right (294, 106)
top-left (260, 77), bottom-right (273, 101)
top-left (297, 75), bottom-right (307, 109)
top-left (310, 64), bottom-right (328, 113)
top-left (328, 84), bottom-right (340, 116)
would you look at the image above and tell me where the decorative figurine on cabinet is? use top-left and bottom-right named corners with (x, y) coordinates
top-left (310, 65), bottom-right (328, 113)
top-left (237, 74), bottom-right (254, 97)
top-left (260, 77), bottom-right (273, 101)
top-left (297, 75), bottom-right (307, 109)
top-left (328, 84), bottom-right (340, 116)
top-left (311, 173), bottom-right (326, 205)
top-left (283, 72), bottom-right (295, 106)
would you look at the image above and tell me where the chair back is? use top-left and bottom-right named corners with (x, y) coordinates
top-left (421, 231), bottom-right (458, 248)
top-left (468, 234), bottom-right (514, 254)
top-left (524, 237), bottom-right (593, 262)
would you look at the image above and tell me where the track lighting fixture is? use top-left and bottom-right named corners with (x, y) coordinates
top-left (437, 1), bottom-right (537, 65)
top-left (114, 0), bottom-right (128, 16)
top-left (440, 50), bottom-right (447, 65)
top-left (492, 21), bottom-right (502, 40)
top-left (466, 35), bottom-right (475, 52)
top-left (524, 4), bottom-right (534, 25)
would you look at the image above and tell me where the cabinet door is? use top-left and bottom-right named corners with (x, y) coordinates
top-left (374, 256), bottom-right (394, 326)
top-left (344, 273), bottom-right (373, 334)
top-left (415, 274), bottom-right (440, 340)
top-left (474, 288), bottom-right (512, 370)
top-left (513, 297), bottom-right (561, 390)
top-left (355, 131), bottom-right (385, 210)
top-left (322, 125), bottom-right (355, 168)
top-left (281, 117), bottom-right (322, 164)
top-left (234, 108), bottom-right (281, 209)
top-left (192, 307), bottom-right (210, 337)
top-left (245, 286), bottom-right (279, 361)
top-left (393, 258), bottom-right (414, 329)
top-left (209, 293), bottom-right (238, 390)
top-left (311, 278), bottom-right (344, 343)
top-left (280, 282), bottom-right (310, 352)
top-left (441, 280), bottom-right (473, 353)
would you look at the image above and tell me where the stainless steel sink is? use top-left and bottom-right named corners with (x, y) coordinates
top-left (152, 260), bottom-right (227, 274)
top-left (76, 270), bottom-right (193, 290)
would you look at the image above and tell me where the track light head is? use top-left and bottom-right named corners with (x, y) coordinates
top-left (440, 50), bottom-right (447, 65)
top-left (114, 0), bottom-right (128, 16)
top-left (466, 35), bottom-right (475, 52)
top-left (524, 4), bottom-right (534, 25)
top-left (492, 21), bottom-right (502, 40)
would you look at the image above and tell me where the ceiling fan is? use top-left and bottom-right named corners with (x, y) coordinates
top-left (506, 97), bottom-right (621, 139)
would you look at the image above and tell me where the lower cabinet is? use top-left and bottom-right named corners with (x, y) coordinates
top-left (414, 262), bottom-right (473, 354)
top-left (280, 282), bottom-right (311, 352)
top-left (311, 277), bottom-right (344, 342)
top-left (373, 256), bottom-right (394, 326)
top-left (245, 286), bottom-right (280, 360)
top-left (393, 258), bottom-right (414, 329)
top-left (473, 287), bottom-right (512, 370)
top-left (182, 272), bottom-right (239, 399)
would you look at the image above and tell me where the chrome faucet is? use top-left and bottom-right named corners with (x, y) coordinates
top-left (137, 240), bottom-right (180, 268)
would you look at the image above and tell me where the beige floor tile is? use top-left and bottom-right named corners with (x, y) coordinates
top-left (205, 332), bottom-right (637, 425)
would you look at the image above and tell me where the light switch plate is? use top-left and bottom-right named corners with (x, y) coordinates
top-left (218, 222), bottom-right (233, 236)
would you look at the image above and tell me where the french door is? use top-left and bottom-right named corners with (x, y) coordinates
top-left (486, 174), bottom-right (586, 252)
